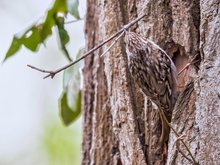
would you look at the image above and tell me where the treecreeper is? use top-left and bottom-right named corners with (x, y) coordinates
top-left (124, 31), bottom-right (178, 144)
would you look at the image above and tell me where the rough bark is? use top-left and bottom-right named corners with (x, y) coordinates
top-left (82, 0), bottom-right (220, 164)
top-left (195, 1), bottom-right (220, 164)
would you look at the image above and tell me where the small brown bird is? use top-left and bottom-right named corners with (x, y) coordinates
top-left (124, 31), bottom-right (177, 143)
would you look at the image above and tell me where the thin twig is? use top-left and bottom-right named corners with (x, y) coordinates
top-left (28, 14), bottom-right (146, 79)
top-left (178, 56), bottom-right (200, 76)
top-left (27, 65), bottom-right (52, 73)
top-left (160, 110), bottom-right (199, 164)
top-left (100, 31), bottom-right (125, 57)
top-left (65, 19), bottom-right (83, 24)
top-left (178, 63), bottom-right (191, 76)
top-left (175, 135), bottom-right (194, 163)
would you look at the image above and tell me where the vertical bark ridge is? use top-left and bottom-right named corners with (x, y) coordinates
top-left (101, 0), bottom-right (147, 164)
top-left (195, 1), bottom-right (220, 164)
top-left (82, 0), bottom-right (97, 164)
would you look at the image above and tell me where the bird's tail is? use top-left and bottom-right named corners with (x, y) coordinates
top-left (159, 109), bottom-right (171, 144)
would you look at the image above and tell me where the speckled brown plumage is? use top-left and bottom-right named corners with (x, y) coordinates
top-left (124, 31), bottom-right (177, 143)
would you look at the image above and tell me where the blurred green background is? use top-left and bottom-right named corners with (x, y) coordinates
top-left (0, 0), bottom-right (85, 164)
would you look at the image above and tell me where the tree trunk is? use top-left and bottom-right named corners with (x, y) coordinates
top-left (82, 0), bottom-right (220, 164)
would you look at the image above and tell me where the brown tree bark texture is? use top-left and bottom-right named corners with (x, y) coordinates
top-left (82, 0), bottom-right (220, 164)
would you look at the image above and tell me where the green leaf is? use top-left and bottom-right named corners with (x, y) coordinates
top-left (3, 0), bottom-right (69, 62)
top-left (63, 64), bottom-right (81, 108)
top-left (58, 27), bottom-right (70, 45)
top-left (55, 16), bottom-right (72, 61)
top-left (59, 48), bottom-right (84, 126)
top-left (22, 26), bottom-right (42, 51)
top-left (62, 48), bottom-right (84, 88)
top-left (67, 0), bottom-right (80, 19)
top-left (4, 25), bottom-right (42, 62)
top-left (63, 66), bottom-right (75, 88)
top-left (59, 90), bottom-right (82, 126)
top-left (41, 0), bottom-right (68, 41)
top-left (40, 10), bottom-right (55, 41)
top-left (76, 47), bottom-right (84, 59)
top-left (4, 37), bottom-right (22, 61)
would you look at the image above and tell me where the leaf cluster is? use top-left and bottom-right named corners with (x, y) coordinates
top-left (4, 0), bottom-right (82, 126)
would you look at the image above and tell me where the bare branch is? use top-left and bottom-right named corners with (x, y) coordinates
top-left (27, 14), bottom-right (146, 79)
top-left (27, 65), bottom-right (52, 73)
top-left (100, 31), bottom-right (125, 57)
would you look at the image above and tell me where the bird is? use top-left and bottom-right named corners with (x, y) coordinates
top-left (124, 30), bottom-right (178, 143)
